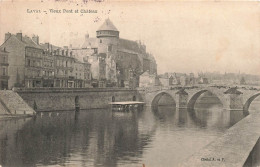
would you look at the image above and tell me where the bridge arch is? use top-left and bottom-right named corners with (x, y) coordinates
top-left (151, 91), bottom-right (176, 107)
top-left (243, 92), bottom-right (260, 112)
top-left (187, 89), bottom-right (227, 110)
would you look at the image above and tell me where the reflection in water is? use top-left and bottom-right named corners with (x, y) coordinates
top-left (0, 92), bottom-right (253, 167)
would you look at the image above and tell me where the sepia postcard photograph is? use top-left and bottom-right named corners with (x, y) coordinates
top-left (0, 0), bottom-right (259, 166)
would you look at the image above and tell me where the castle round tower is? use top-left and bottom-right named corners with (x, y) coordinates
top-left (96, 18), bottom-right (119, 84)
top-left (96, 18), bottom-right (119, 39)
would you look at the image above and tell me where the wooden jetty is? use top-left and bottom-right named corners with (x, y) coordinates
top-left (110, 101), bottom-right (145, 111)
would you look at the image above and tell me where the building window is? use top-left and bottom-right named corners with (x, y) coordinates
top-left (2, 67), bottom-right (6, 76)
top-left (27, 59), bottom-right (31, 66)
top-left (3, 56), bottom-right (6, 63)
top-left (37, 70), bottom-right (40, 77)
top-left (100, 39), bottom-right (102, 43)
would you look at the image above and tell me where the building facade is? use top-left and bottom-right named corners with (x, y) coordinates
top-left (0, 33), bottom-right (44, 89)
top-left (53, 49), bottom-right (75, 88)
top-left (0, 33), bottom-right (92, 89)
top-left (139, 71), bottom-right (159, 87)
top-left (0, 48), bottom-right (9, 89)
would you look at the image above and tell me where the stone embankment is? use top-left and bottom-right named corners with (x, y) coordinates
top-left (0, 90), bottom-right (35, 119)
top-left (16, 88), bottom-right (141, 111)
top-left (181, 110), bottom-right (260, 167)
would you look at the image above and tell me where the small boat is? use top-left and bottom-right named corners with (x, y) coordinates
top-left (110, 101), bottom-right (145, 111)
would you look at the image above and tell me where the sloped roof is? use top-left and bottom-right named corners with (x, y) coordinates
top-left (118, 39), bottom-right (144, 54)
top-left (1, 34), bottom-right (43, 50)
top-left (40, 43), bottom-right (62, 51)
top-left (22, 36), bottom-right (42, 49)
top-left (81, 38), bottom-right (99, 48)
top-left (97, 18), bottom-right (118, 32)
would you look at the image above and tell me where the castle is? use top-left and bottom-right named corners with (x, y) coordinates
top-left (72, 18), bottom-right (157, 88)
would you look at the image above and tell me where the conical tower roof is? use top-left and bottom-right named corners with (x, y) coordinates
top-left (97, 18), bottom-right (118, 32)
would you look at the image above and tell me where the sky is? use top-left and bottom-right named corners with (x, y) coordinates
top-left (1, 0), bottom-right (260, 75)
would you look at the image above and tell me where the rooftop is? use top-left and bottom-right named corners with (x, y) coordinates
top-left (97, 18), bottom-right (118, 32)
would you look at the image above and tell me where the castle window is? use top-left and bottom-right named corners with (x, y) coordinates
top-left (100, 39), bottom-right (102, 43)
top-left (108, 45), bottom-right (112, 52)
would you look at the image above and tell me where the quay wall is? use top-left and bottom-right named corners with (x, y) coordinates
top-left (181, 110), bottom-right (260, 167)
top-left (16, 88), bottom-right (143, 112)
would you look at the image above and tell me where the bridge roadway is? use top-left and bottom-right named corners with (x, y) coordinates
top-left (140, 86), bottom-right (260, 112)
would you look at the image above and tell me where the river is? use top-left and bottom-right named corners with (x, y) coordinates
top-left (0, 93), bottom-right (259, 167)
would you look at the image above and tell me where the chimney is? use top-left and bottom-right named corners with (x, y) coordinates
top-left (5, 32), bottom-right (11, 41)
top-left (45, 42), bottom-right (50, 51)
top-left (32, 35), bottom-right (39, 45)
top-left (16, 33), bottom-right (22, 41)
top-left (85, 33), bottom-right (89, 40)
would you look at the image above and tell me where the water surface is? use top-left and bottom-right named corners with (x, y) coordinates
top-left (0, 93), bottom-right (256, 167)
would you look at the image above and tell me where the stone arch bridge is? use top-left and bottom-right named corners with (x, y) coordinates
top-left (141, 86), bottom-right (260, 112)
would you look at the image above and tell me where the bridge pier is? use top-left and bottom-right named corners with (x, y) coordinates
top-left (224, 88), bottom-right (244, 110)
top-left (175, 89), bottom-right (188, 109)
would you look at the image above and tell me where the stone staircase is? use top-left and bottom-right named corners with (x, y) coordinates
top-left (0, 90), bottom-right (35, 115)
